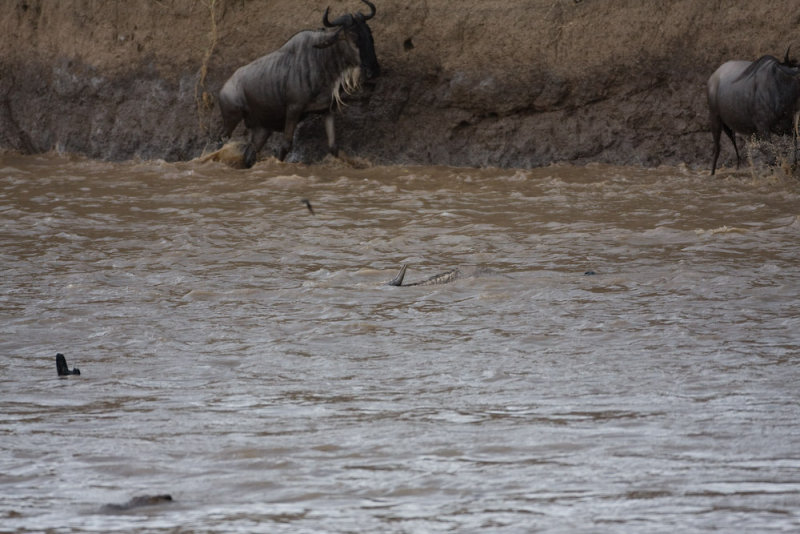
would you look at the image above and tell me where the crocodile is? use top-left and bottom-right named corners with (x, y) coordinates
top-left (387, 264), bottom-right (481, 287)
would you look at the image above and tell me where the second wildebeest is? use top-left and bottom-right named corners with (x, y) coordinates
top-left (218, 1), bottom-right (380, 168)
top-left (707, 50), bottom-right (800, 175)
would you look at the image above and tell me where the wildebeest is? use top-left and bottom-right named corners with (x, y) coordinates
top-left (218, 0), bottom-right (380, 168)
top-left (707, 50), bottom-right (800, 175)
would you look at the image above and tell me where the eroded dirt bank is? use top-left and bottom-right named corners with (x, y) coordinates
top-left (1, 1), bottom-right (799, 168)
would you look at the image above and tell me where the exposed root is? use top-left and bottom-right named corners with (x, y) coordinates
top-left (194, 0), bottom-right (220, 133)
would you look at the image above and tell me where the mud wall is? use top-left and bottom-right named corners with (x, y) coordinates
top-left (1, 1), bottom-right (799, 168)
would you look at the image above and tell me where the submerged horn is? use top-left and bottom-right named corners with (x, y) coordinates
top-left (360, 0), bottom-right (377, 20)
top-left (387, 264), bottom-right (408, 286)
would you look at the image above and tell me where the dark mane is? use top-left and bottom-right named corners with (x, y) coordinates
top-left (734, 54), bottom-right (800, 84)
top-left (734, 55), bottom-right (780, 83)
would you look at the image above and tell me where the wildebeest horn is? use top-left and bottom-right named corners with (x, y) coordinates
top-left (322, 7), bottom-right (335, 27)
top-left (360, 0), bottom-right (377, 20)
top-left (323, 7), bottom-right (353, 27)
top-left (323, 1), bottom-right (375, 27)
top-left (785, 46), bottom-right (792, 64)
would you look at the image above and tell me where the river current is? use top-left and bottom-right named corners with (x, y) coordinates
top-left (2, 153), bottom-right (800, 533)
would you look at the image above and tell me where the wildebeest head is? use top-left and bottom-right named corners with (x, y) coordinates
top-left (322, 0), bottom-right (380, 80)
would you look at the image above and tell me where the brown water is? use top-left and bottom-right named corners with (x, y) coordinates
top-left (2, 153), bottom-right (800, 533)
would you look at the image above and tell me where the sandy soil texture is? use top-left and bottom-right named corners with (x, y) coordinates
top-left (1, 1), bottom-right (797, 169)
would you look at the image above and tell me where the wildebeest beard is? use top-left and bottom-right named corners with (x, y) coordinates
top-left (331, 65), bottom-right (362, 110)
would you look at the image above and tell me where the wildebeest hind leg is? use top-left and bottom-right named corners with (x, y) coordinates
top-left (711, 117), bottom-right (722, 175)
top-left (793, 116), bottom-right (799, 169)
top-left (244, 127), bottom-right (269, 168)
top-left (218, 103), bottom-right (242, 147)
top-left (723, 124), bottom-right (740, 169)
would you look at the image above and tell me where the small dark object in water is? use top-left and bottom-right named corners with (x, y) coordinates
top-left (301, 198), bottom-right (315, 215)
top-left (584, 271), bottom-right (597, 276)
top-left (56, 353), bottom-right (80, 376)
top-left (101, 494), bottom-right (173, 513)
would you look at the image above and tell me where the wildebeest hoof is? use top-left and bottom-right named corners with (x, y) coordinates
top-left (243, 148), bottom-right (257, 168)
top-left (56, 353), bottom-right (80, 376)
top-left (100, 494), bottom-right (173, 513)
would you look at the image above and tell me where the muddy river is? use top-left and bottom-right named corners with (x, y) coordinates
top-left (2, 153), bottom-right (800, 532)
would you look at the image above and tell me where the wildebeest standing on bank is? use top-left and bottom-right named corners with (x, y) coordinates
top-left (707, 51), bottom-right (800, 175)
top-left (218, 0), bottom-right (380, 168)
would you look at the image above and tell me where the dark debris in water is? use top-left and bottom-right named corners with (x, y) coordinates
top-left (99, 494), bottom-right (173, 513)
top-left (56, 353), bottom-right (80, 376)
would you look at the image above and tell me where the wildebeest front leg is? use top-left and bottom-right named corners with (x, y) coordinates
top-left (244, 127), bottom-right (269, 169)
top-left (325, 113), bottom-right (339, 157)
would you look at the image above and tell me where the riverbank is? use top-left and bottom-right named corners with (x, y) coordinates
top-left (1, 1), bottom-right (797, 169)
